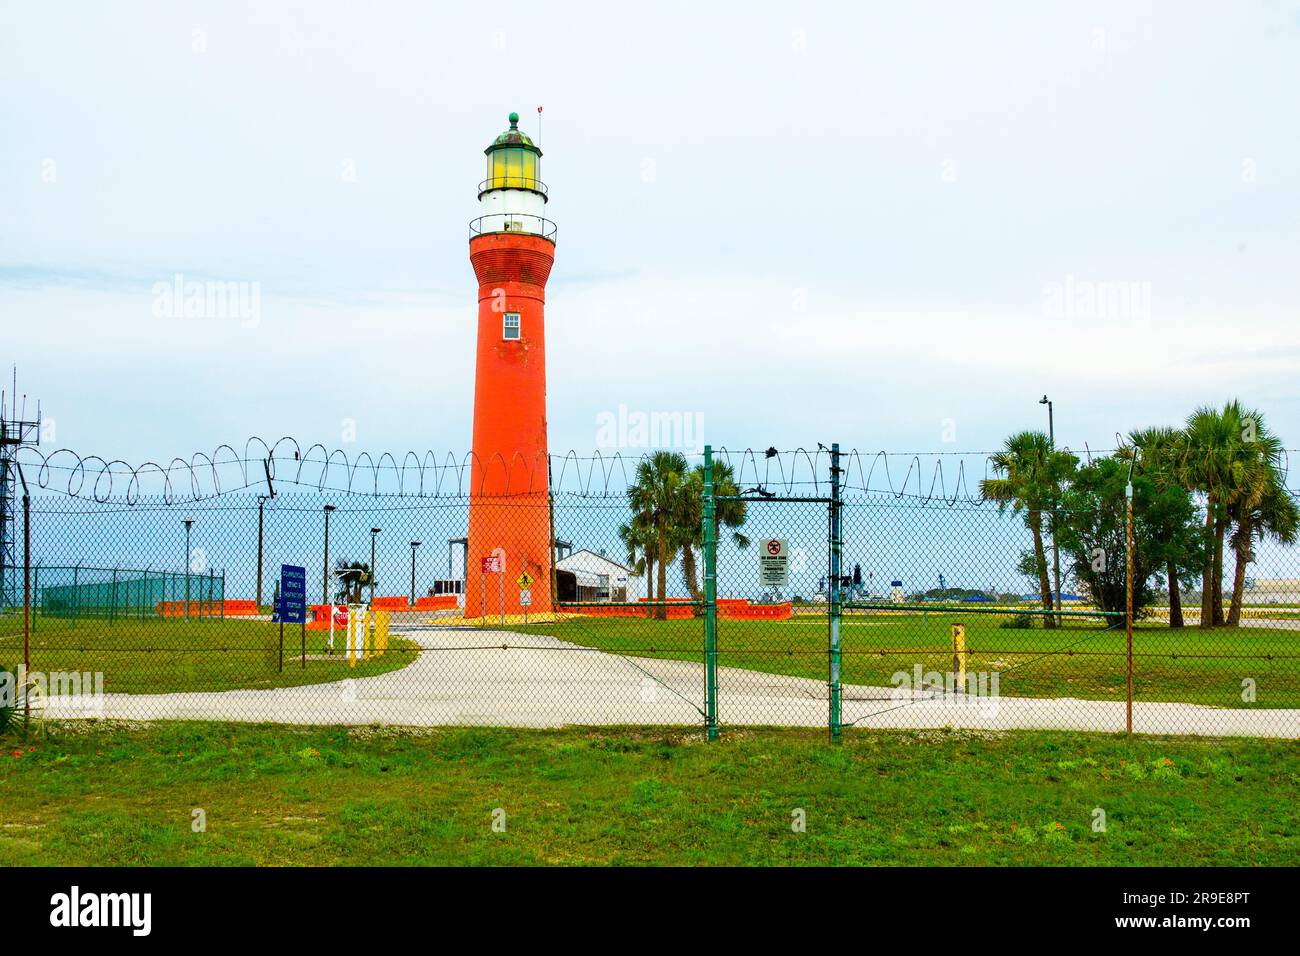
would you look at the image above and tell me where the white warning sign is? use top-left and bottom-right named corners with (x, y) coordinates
top-left (759, 538), bottom-right (789, 587)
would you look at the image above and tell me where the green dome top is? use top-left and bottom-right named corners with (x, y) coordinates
top-left (486, 111), bottom-right (540, 155)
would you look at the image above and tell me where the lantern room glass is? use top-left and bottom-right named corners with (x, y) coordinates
top-left (488, 147), bottom-right (538, 190)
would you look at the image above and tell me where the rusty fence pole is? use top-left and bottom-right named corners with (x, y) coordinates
top-left (1125, 467), bottom-right (1135, 735)
top-left (17, 462), bottom-right (31, 728)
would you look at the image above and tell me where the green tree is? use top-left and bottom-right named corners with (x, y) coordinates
top-left (1056, 458), bottom-right (1162, 619)
top-left (676, 460), bottom-right (749, 603)
top-left (627, 451), bottom-right (690, 620)
top-left (1121, 426), bottom-right (1204, 627)
top-left (1227, 481), bottom-right (1298, 625)
top-left (618, 518), bottom-right (656, 601)
top-left (980, 431), bottom-right (1078, 627)
top-left (1183, 402), bottom-right (1279, 627)
top-left (333, 560), bottom-right (372, 604)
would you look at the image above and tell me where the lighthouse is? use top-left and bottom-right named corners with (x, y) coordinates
top-left (465, 112), bottom-right (556, 617)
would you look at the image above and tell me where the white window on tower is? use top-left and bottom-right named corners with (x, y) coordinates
top-left (503, 312), bottom-right (521, 340)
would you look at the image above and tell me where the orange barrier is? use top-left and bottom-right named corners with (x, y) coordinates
top-left (414, 595), bottom-right (458, 610)
top-left (156, 600), bottom-right (257, 618)
top-left (572, 604), bottom-right (695, 619)
top-left (571, 598), bottom-right (791, 620)
top-left (306, 604), bottom-right (350, 630)
top-left (720, 602), bottom-right (792, 620)
top-left (372, 596), bottom-right (412, 611)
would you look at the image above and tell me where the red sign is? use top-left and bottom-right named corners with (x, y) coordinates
top-left (481, 555), bottom-right (504, 574)
top-left (766, 539), bottom-right (782, 556)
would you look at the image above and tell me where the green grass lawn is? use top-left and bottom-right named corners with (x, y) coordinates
top-left (1, 722), bottom-right (1295, 865)
top-left (505, 613), bottom-right (1300, 708)
top-left (0, 616), bottom-right (417, 694)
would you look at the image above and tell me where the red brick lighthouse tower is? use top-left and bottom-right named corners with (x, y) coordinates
top-left (465, 112), bottom-right (555, 617)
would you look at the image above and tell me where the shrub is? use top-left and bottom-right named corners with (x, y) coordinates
top-left (0, 663), bottom-right (15, 735)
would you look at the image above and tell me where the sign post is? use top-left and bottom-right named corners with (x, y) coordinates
top-left (481, 554), bottom-right (504, 625)
top-left (517, 566), bottom-right (534, 624)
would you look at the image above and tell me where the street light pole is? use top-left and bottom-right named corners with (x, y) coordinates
top-left (1040, 394), bottom-right (1062, 626)
top-left (322, 504), bottom-right (335, 604)
top-left (410, 541), bottom-right (422, 605)
top-left (370, 528), bottom-right (381, 606)
top-left (256, 495), bottom-right (268, 609)
top-left (183, 518), bottom-right (194, 620)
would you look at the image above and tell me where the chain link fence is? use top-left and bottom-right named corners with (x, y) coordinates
top-left (2, 446), bottom-right (1298, 738)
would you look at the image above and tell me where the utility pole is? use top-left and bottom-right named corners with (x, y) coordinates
top-left (410, 540), bottom-right (421, 604)
top-left (322, 504), bottom-right (335, 604)
top-left (256, 495), bottom-right (268, 609)
top-left (1040, 394), bottom-right (1062, 626)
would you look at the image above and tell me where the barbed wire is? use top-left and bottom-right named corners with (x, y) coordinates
top-left (9, 437), bottom-right (1297, 506)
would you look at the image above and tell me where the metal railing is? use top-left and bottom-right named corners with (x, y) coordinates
top-left (468, 214), bottom-right (558, 242)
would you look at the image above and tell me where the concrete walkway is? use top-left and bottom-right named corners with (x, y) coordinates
top-left (42, 626), bottom-right (1300, 738)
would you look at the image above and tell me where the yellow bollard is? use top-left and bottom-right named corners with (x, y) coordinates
top-left (374, 610), bottom-right (389, 657)
top-left (952, 622), bottom-right (966, 691)
top-left (348, 605), bottom-right (363, 668)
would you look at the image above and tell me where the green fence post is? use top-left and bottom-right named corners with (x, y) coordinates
top-left (829, 442), bottom-right (843, 742)
top-left (703, 444), bottom-right (719, 741)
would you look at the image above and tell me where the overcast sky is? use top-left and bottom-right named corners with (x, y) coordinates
top-left (3, 0), bottom-right (1298, 478)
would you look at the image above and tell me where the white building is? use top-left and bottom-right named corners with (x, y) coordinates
top-left (555, 550), bottom-right (644, 603)
top-left (1242, 578), bottom-right (1300, 605)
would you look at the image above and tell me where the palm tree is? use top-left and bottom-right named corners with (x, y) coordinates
top-left (981, 431), bottom-right (1077, 628)
top-left (618, 519), bottom-right (655, 601)
top-left (1228, 482), bottom-right (1298, 625)
top-left (333, 560), bottom-right (372, 604)
top-left (1219, 410), bottom-right (1296, 624)
top-left (627, 451), bottom-right (690, 619)
top-left (676, 461), bottom-right (749, 603)
top-left (1183, 402), bottom-right (1275, 627)
top-left (1123, 426), bottom-right (1194, 626)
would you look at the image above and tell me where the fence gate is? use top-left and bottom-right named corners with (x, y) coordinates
top-left (703, 444), bottom-right (843, 739)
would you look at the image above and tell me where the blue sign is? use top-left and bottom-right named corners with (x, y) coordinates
top-left (279, 564), bottom-right (307, 625)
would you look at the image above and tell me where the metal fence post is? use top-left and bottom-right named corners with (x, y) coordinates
top-left (1125, 473), bottom-right (1135, 735)
top-left (829, 442), bottom-right (843, 742)
top-left (703, 444), bottom-right (719, 741)
top-left (22, 480), bottom-right (31, 728)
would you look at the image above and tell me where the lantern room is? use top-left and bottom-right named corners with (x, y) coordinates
top-left (482, 112), bottom-right (544, 194)
top-left (472, 112), bottom-right (555, 241)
